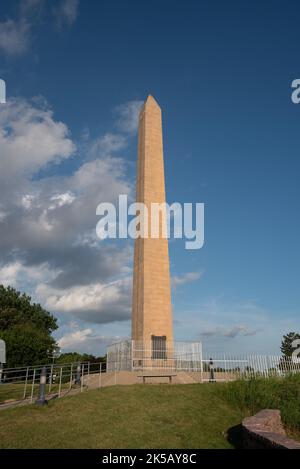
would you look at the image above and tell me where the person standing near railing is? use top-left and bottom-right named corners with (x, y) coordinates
top-left (209, 358), bottom-right (216, 383)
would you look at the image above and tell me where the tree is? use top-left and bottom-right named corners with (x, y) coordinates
top-left (0, 285), bottom-right (58, 367)
top-left (280, 332), bottom-right (300, 357)
top-left (57, 352), bottom-right (106, 364)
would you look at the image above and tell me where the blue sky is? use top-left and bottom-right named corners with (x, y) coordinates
top-left (0, 0), bottom-right (299, 355)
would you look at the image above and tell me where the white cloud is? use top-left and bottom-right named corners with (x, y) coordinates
top-left (0, 98), bottom-right (75, 185)
top-left (0, 207), bottom-right (8, 221)
top-left (200, 324), bottom-right (259, 339)
top-left (0, 19), bottom-right (30, 56)
top-left (57, 325), bottom-right (124, 352)
top-left (49, 192), bottom-right (76, 210)
top-left (36, 277), bottom-right (132, 324)
top-left (21, 195), bottom-right (36, 210)
top-left (114, 100), bottom-right (143, 134)
top-left (172, 271), bottom-right (202, 288)
top-left (0, 0), bottom-right (79, 57)
top-left (0, 0), bottom-right (42, 56)
top-left (89, 133), bottom-right (127, 158)
top-left (0, 97), bottom-right (142, 353)
top-left (0, 261), bottom-right (58, 289)
top-left (0, 262), bottom-right (24, 286)
top-left (58, 327), bottom-right (93, 348)
top-left (53, 0), bottom-right (79, 28)
top-left (174, 297), bottom-right (300, 355)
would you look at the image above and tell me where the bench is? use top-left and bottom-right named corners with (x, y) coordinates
top-left (137, 373), bottom-right (177, 384)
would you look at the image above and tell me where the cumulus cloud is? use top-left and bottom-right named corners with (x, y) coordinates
top-left (37, 277), bottom-right (131, 324)
top-left (58, 327), bottom-right (93, 348)
top-left (0, 97), bottom-right (75, 186)
top-left (0, 260), bottom-right (59, 298)
top-left (0, 96), bottom-right (138, 342)
top-left (57, 323), bottom-right (124, 353)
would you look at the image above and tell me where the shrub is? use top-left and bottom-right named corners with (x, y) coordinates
top-left (220, 374), bottom-right (300, 432)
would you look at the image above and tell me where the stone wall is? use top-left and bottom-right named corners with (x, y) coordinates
top-left (242, 409), bottom-right (300, 449)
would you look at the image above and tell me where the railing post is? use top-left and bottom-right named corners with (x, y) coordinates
top-left (69, 363), bottom-right (73, 390)
top-left (35, 366), bottom-right (48, 406)
top-left (75, 363), bottom-right (81, 385)
top-left (199, 343), bottom-right (203, 383)
top-left (48, 364), bottom-right (54, 393)
top-left (80, 364), bottom-right (84, 392)
top-left (98, 362), bottom-right (102, 388)
top-left (58, 366), bottom-right (63, 397)
top-left (23, 366), bottom-right (29, 399)
top-left (30, 369), bottom-right (36, 403)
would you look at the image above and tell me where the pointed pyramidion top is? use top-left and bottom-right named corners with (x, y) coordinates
top-left (144, 94), bottom-right (161, 111)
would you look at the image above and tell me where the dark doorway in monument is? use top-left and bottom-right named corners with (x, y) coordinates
top-left (151, 335), bottom-right (167, 360)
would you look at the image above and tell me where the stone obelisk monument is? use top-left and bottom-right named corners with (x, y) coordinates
top-left (131, 95), bottom-right (173, 353)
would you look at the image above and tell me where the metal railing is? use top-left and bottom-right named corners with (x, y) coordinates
top-left (0, 361), bottom-right (106, 406)
top-left (197, 355), bottom-right (300, 382)
top-left (1, 354), bottom-right (299, 406)
top-left (107, 340), bottom-right (203, 372)
top-left (107, 340), bottom-right (300, 378)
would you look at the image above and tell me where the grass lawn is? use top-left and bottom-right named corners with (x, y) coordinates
top-left (0, 382), bottom-right (71, 404)
top-left (1, 375), bottom-right (299, 449)
top-left (0, 383), bottom-right (243, 449)
top-left (0, 383), bottom-right (29, 403)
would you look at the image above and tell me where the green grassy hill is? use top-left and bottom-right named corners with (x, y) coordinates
top-left (1, 375), bottom-right (299, 449)
top-left (0, 383), bottom-right (242, 449)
